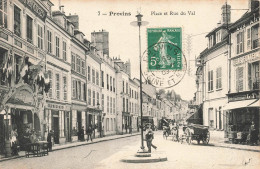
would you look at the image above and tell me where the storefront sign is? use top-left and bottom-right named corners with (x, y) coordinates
top-left (18, 0), bottom-right (47, 21)
top-left (228, 91), bottom-right (259, 102)
top-left (47, 103), bottom-right (70, 111)
top-left (233, 52), bottom-right (260, 66)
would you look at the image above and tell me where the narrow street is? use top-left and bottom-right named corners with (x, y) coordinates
top-left (1, 131), bottom-right (259, 169)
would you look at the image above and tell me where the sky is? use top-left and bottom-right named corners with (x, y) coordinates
top-left (51, 0), bottom-right (248, 100)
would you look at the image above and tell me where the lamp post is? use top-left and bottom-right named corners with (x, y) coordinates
top-left (131, 13), bottom-right (148, 151)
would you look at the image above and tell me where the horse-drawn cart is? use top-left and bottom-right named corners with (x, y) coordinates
top-left (189, 124), bottom-right (210, 144)
top-left (179, 124), bottom-right (210, 144)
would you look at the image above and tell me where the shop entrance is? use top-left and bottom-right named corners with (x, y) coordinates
top-left (77, 111), bottom-right (82, 140)
top-left (11, 109), bottom-right (33, 150)
top-left (52, 111), bottom-right (59, 144)
top-left (53, 116), bottom-right (59, 144)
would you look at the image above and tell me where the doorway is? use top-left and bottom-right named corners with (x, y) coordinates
top-left (66, 111), bottom-right (71, 142)
top-left (53, 116), bottom-right (59, 144)
top-left (77, 111), bottom-right (82, 140)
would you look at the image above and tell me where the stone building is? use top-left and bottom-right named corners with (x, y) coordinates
top-left (224, 0), bottom-right (259, 141)
top-left (0, 0), bottom-right (51, 154)
top-left (195, 3), bottom-right (231, 129)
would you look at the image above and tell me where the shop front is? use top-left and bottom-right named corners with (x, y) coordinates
top-left (86, 106), bottom-right (103, 138)
top-left (122, 112), bottom-right (131, 134)
top-left (71, 104), bottom-right (87, 142)
top-left (0, 83), bottom-right (44, 155)
top-left (45, 102), bottom-right (71, 144)
top-left (224, 90), bottom-right (259, 144)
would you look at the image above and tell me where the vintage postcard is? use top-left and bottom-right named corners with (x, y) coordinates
top-left (0, 0), bottom-right (259, 169)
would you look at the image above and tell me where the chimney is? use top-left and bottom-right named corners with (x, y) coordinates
top-left (59, 5), bottom-right (65, 13)
top-left (67, 15), bottom-right (79, 29)
top-left (221, 3), bottom-right (231, 24)
top-left (125, 60), bottom-right (131, 77)
top-left (248, 0), bottom-right (259, 12)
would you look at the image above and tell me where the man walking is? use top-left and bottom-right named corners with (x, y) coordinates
top-left (86, 126), bottom-right (93, 142)
top-left (145, 128), bottom-right (157, 153)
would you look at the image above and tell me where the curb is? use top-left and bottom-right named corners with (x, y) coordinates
top-left (121, 157), bottom-right (167, 163)
top-left (52, 133), bottom-right (140, 152)
top-left (213, 144), bottom-right (260, 153)
top-left (0, 133), bottom-right (140, 163)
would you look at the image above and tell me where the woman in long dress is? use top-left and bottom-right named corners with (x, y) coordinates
top-left (153, 31), bottom-right (175, 68)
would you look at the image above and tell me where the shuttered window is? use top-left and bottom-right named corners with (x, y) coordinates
top-left (236, 67), bottom-right (243, 92)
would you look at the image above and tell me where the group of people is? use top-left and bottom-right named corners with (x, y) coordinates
top-left (78, 126), bottom-right (95, 142)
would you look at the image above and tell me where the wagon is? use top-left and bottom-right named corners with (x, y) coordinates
top-left (188, 124), bottom-right (210, 144)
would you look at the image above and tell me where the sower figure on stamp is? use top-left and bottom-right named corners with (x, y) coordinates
top-left (153, 31), bottom-right (175, 68)
top-left (145, 127), bottom-right (157, 153)
top-left (86, 126), bottom-right (93, 142)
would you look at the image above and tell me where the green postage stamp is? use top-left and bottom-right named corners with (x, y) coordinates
top-left (147, 27), bottom-right (182, 71)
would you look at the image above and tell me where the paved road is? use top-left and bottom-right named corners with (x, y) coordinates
top-left (1, 131), bottom-right (259, 169)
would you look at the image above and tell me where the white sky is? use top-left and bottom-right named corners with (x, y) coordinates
top-left (51, 0), bottom-right (248, 100)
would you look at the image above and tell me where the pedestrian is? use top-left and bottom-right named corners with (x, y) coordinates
top-left (11, 128), bottom-right (19, 156)
top-left (129, 125), bottom-right (132, 135)
top-left (86, 126), bottom-right (93, 142)
top-left (145, 128), bottom-right (157, 153)
top-left (80, 126), bottom-right (85, 141)
top-left (47, 130), bottom-right (54, 152)
top-left (249, 121), bottom-right (258, 145)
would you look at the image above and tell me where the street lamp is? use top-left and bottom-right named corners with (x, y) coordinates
top-left (130, 13), bottom-right (149, 151)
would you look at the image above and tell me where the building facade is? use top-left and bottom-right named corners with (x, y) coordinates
top-left (195, 4), bottom-right (231, 130)
top-left (0, 0), bottom-right (52, 154)
top-left (224, 0), bottom-right (259, 141)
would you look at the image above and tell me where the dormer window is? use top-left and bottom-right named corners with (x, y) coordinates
top-left (216, 30), bottom-right (221, 43)
top-left (208, 35), bottom-right (214, 48)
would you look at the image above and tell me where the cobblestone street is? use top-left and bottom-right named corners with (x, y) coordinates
top-left (1, 131), bottom-right (259, 169)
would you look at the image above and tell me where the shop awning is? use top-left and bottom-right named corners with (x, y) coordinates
top-left (248, 99), bottom-right (259, 108)
top-left (223, 99), bottom-right (258, 110)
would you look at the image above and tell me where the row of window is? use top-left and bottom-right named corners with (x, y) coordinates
top-left (129, 87), bottom-right (139, 100)
top-left (129, 101), bottom-right (139, 114)
top-left (48, 70), bottom-right (68, 101)
top-left (236, 62), bottom-right (259, 92)
top-left (237, 24), bottom-right (259, 55)
top-left (47, 30), bottom-right (67, 61)
top-left (107, 96), bottom-right (116, 114)
top-left (87, 89), bottom-right (116, 114)
top-left (72, 79), bottom-right (86, 101)
top-left (72, 53), bottom-right (85, 75)
top-left (207, 67), bottom-right (222, 92)
top-left (105, 118), bottom-right (116, 132)
top-left (87, 67), bottom-right (116, 92)
top-left (207, 62), bottom-right (259, 93)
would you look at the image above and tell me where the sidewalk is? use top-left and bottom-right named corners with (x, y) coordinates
top-left (209, 130), bottom-right (260, 152)
top-left (0, 132), bottom-right (140, 162)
